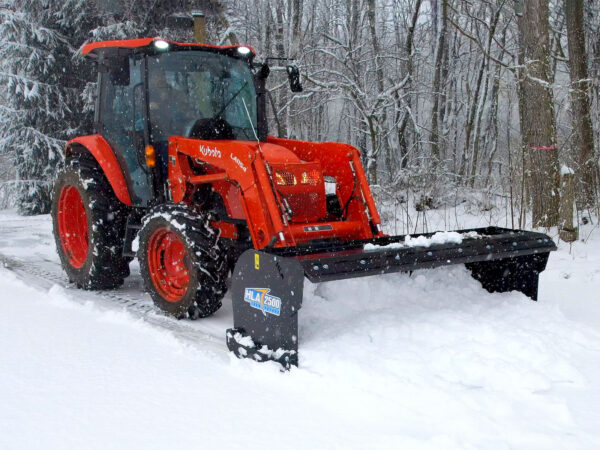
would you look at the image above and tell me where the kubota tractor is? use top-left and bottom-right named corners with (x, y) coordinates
top-left (52, 38), bottom-right (555, 368)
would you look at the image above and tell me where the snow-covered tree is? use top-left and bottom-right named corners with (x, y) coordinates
top-left (0, 0), bottom-right (190, 214)
top-left (0, 1), bottom-right (83, 214)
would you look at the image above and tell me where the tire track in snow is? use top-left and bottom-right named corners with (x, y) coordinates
top-left (0, 251), bottom-right (228, 358)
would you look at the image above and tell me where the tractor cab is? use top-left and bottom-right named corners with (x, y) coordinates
top-left (147, 50), bottom-right (257, 143)
top-left (83, 38), bottom-right (260, 206)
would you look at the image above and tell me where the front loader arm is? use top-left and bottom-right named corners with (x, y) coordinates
top-left (167, 137), bottom-right (290, 249)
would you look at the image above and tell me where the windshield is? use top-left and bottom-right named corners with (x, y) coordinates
top-left (147, 51), bottom-right (257, 141)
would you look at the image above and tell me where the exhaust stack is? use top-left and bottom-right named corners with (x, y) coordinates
top-left (192, 11), bottom-right (206, 44)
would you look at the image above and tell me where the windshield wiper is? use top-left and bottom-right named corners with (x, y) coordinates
top-left (214, 81), bottom-right (249, 120)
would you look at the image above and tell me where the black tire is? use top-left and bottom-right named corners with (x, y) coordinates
top-left (51, 155), bottom-right (130, 289)
top-left (137, 203), bottom-right (229, 319)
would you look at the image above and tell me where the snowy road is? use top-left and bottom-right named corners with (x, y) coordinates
top-left (1, 210), bottom-right (599, 449)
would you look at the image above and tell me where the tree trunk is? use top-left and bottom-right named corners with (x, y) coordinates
top-left (396, 0), bottom-right (423, 170)
top-left (367, 0), bottom-right (382, 184)
top-left (290, 0), bottom-right (302, 59)
top-left (515, 0), bottom-right (560, 227)
top-left (469, 5), bottom-right (501, 188)
top-left (430, 0), bottom-right (447, 164)
top-left (274, 2), bottom-right (288, 138)
top-left (484, 38), bottom-right (504, 187)
top-left (559, 170), bottom-right (578, 242)
top-left (565, 0), bottom-right (597, 208)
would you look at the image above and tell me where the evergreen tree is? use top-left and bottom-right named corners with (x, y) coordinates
top-left (0, 1), bottom-right (81, 214)
top-left (0, 0), bottom-right (248, 215)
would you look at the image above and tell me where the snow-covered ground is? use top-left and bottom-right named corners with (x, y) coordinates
top-left (1, 209), bottom-right (599, 449)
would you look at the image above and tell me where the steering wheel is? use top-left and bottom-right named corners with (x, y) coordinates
top-left (187, 118), bottom-right (234, 140)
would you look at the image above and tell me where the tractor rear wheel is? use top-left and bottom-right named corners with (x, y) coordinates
top-left (51, 156), bottom-right (130, 289)
top-left (137, 204), bottom-right (228, 319)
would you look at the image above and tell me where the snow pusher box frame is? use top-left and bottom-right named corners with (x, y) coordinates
top-left (51, 38), bottom-right (556, 370)
top-left (227, 227), bottom-right (555, 368)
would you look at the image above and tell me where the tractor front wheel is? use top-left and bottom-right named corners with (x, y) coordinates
top-left (137, 204), bottom-right (228, 319)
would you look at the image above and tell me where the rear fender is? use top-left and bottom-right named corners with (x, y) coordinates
top-left (65, 135), bottom-right (132, 206)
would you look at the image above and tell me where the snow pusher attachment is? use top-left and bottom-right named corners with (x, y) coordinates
top-left (227, 227), bottom-right (556, 368)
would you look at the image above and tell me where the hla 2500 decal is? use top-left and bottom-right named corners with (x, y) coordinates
top-left (244, 288), bottom-right (282, 316)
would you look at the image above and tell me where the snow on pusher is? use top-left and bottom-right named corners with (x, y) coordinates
top-left (51, 38), bottom-right (556, 369)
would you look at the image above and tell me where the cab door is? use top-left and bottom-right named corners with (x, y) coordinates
top-left (99, 55), bottom-right (153, 206)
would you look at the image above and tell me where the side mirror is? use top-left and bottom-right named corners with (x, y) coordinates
top-left (257, 63), bottom-right (270, 79)
top-left (286, 65), bottom-right (303, 92)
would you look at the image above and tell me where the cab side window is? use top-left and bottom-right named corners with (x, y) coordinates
top-left (100, 56), bottom-right (152, 205)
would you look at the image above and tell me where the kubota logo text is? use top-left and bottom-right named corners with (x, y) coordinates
top-left (199, 145), bottom-right (222, 158)
top-left (244, 288), bottom-right (282, 316)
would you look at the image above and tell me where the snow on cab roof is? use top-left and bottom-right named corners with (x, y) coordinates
top-left (81, 38), bottom-right (255, 58)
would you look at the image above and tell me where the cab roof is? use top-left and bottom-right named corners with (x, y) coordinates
top-left (81, 38), bottom-right (255, 59)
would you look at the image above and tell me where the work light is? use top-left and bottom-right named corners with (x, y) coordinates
top-left (154, 40), bottom-right (169, 50)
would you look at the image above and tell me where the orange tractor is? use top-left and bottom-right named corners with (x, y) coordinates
top-left (52, 38), bottom-right (555, 368)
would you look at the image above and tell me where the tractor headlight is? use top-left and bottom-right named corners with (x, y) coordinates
top-left (275, 170), bottom-right (322, 186)
top-left (154, 40), bottom-right (170, 50)
top-left (275, 171), bottom-right (297, 186)
top-left (237, 46), bottom-right (251, 56)
top-left (300, 170), bottom-right (320, 186)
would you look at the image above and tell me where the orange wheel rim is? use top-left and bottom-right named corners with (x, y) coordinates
top-left (57, 185), bottom-right (89, 268)
top-left (147, 227), bottom-right (190, 302)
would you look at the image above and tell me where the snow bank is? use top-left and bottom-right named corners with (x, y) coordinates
top-left (1, 261), bottom-right (599, 448)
